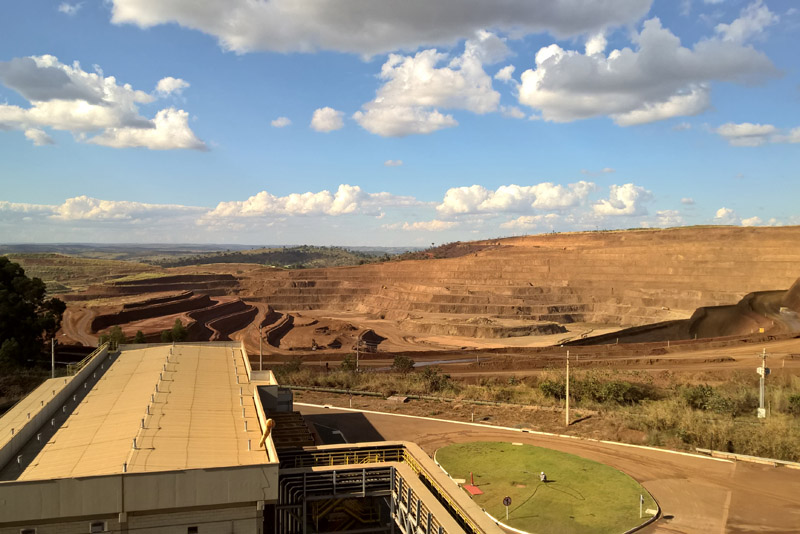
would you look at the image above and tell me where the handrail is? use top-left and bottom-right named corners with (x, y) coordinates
top-left (402, 448), bottom-right (481, 534)
top-left (278, 444), bottom-right (483, 533)
top-left (66, 343), bottom-right (108, 376)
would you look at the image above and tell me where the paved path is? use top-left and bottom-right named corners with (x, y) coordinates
top-left (298, 404), bottom-right (800, 534)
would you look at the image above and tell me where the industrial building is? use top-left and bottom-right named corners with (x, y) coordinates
top-left (0, 342), bottom-right (501, 534)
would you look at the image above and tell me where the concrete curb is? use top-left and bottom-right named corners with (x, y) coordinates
top-left (296, 402), bottom-right (733, 464)
top-left (695, 448), bottom-right (800, 469)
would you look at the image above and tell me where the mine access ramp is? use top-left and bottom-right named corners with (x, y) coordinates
top-left (274, 442), bottom-right (504, 534)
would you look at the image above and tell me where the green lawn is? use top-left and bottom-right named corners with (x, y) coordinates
top-left (435, 442), bottom-right (657, 534)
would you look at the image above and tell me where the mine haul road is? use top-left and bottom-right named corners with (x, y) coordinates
top-left (299, 405), bottom-right (800, 534)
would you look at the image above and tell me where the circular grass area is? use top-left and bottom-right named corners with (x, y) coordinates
top-left (436, 441), bottom-right (657, 534)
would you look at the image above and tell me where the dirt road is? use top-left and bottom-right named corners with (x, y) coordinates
top-left (299, 404), bottom-right (800, 534)
top-left (60, 307), bottom-right (97, 346)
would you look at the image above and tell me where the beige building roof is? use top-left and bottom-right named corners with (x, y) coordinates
top-left (0, 377), bottom-right (71, 451)
top-left (17, 344), bottom-right (267, 481)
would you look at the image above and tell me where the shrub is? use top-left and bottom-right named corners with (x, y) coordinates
top-left (171, 319), bottom-right (188, 342)
top-left (274, 357), bottom-right (302, 381)
top-left (421, 366), bottom-right (450, 393)
top-left (788, 394), bottom-right (800, 416)
top-left (539, 379), bottom-right (566, 400)
top-left (340, 354), bottom-right (357, 372)
top-left (99, 326), bottom-right (127, 350)
top-left (391, 355), bottom-right (415, 374)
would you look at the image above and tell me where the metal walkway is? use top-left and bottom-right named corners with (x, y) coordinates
top-left (275, 443), bottom-right (500, 534)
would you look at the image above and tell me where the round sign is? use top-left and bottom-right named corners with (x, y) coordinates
top-left (503, 496), bottom-right (512, 506)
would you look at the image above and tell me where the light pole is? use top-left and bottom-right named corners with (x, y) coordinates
top-left (258, 325), bottom-right (263, 371)
top-left (757, 348), bottom-right (770, 418)
top-left (565, 350), bottom-right (570, 427)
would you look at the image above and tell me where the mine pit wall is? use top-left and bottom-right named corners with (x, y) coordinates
top-left (398, 321), bottom-right (566, 339)
top-left (783, 278), bottom-right (800, 311)
top-left (237, 227), bottom-right (800, 329)
top-left (572, 286), bottom-right (800, 345)
top-left (0, 345), bottom-right (109, 472)
top-left (110, 274), bottom-right (237, 286)
top-left (266, 314), bottom-right (294, 347)
top-left (91, 294), bottom-right (214, 332)
top-left (260, 306), bottom-right (282, 328)
top-left (207, 305), bottom-right (258, 341)
top-left (185, 299), bottom-right (247, 341)
top-left (122, 290), bottom-right (193, 309)
top-left (104, 281), bottom-right (238, 295)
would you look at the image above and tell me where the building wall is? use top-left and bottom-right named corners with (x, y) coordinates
top-left (1, 504), bottom-right (262, 534)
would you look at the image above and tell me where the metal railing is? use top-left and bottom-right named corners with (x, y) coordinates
top-left (278, 444), bottom-right (481, 534)
top-left (66, 343), bottom-right (108, 376)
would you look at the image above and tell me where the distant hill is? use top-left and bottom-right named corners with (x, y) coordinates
top-left (154, 245), bottom-right (393, 269)
top-left (2, 253), bottom-right (160, 294)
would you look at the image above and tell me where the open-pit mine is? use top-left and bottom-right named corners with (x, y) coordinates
top-left (50, 226), bottom-right (800, 374)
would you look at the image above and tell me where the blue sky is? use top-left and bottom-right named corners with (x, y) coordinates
top-left (0, 0), bottom-right (798, 245)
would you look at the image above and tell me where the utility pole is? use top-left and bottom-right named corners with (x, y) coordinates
top-left (757, 348), bottom-right (770, 418)
top-left (258, 325), bottom-right (263, 371)
top-left (565, 350), bottom-right (570, 427)
top-left (356, 339), bottom-right (360, 372)
top-left (51, 338), bottom-right (55, 379)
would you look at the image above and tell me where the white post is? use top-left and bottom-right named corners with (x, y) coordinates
top-left (565, 350), bottom-right (570, 427)
top-left (639, 495), bottom-right (643, 519)
top-left (758, 348), bottom-right (767, 418)
top-left (51, 338), bottom-right (55, 378)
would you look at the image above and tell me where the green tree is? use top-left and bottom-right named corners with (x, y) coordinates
top-left (133, 330), bottom-right (146, 344)
top-left (340, 354), bottom-right (357, 372)
top-left (160, 330), bottom-right (173, 342)
top-left (391, 354), bottom-right (415, 374)
top-left (98, 325), bottom-right (127, 350)
top-left (171, 319), bottom-right (188, 342)
top-left (0, 257), bottom-right (66, 366)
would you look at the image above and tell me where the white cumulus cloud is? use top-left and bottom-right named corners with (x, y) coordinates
top-left (155, 76), bottom-right (190, 95)
top-left (384, 159), bottom-right (403, 167)
top-left (24, 128), bottom-right (55, 146)
top-left (714, 207), bottom-right (740, 224)
top-left (109, 0), bottom-right (652, 56)
top-left (500, 213), bottom-right (561, 229)
top-left (437, 181), bottom-right (596, 216)
top-left (714, 0), bottom-right (778, 43)
top-left (271, 116), bottom-right (292, 128)
top-left (58, 2), bottom-right (82, 16)
top-left (52, 195), bottom-right (204, 220)
top-left (88, 108), bottom-right (206, 150)
top-left (494, 65), bottom-right (516, 82)
top-left (402, 220), bottom-right (458, 231)
top-left (714, 122), bottom-right (800, 146)
top-left (353, 34), bottom-right (501, 137)
top-left (517, 17), bottom-right (777, 126)
top-left (593, 183), bottom-right (653, 216)
top-left (0, 55), bottom-right (205, 150)
top-left (207, 184), bottom-right (423, 219)
top-left (310, 107), bottom-right (344, 132)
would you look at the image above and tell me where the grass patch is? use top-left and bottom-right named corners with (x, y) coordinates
top-left (436, 441), bottom-right (656, 534)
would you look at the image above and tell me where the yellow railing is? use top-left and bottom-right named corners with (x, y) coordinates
top-left (281, 444), bottom-right (482, 534)
top-left (66, 343), bottom-right (108, 376)
top-left (402, 449), bottom-right (481, 534)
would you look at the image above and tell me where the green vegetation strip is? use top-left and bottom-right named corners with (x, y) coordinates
top-left (436, 441), bottom-right (656, 534)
